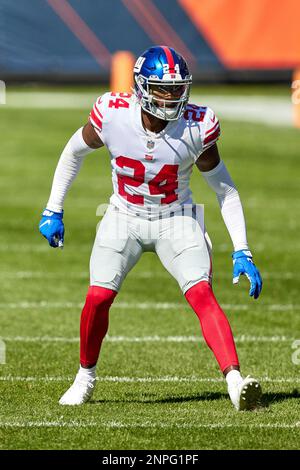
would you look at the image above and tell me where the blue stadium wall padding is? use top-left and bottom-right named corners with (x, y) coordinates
top-left (0, 0), bottom-right (223, 80)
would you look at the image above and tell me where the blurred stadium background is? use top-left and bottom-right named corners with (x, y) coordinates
top-left (0, 0), bottom-right (299, 450)
top-left (1, 0), bottom-right (300, 82)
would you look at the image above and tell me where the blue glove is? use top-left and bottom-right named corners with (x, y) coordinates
top-left (232, 250), bottom-right (262, 299)
top-left (39, 209), bottom-right (64, 248)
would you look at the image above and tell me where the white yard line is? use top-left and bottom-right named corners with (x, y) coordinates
top-left (0, 375), bottom-right (299, 384)
top-left (0, 301), bottom-right (299, 311)
top-left (2, 335), bottom-right (296, 343)
top-left (0, 376), bottom-right (223, 383)
top-left (0, 244), bottom-right (68, 253)
top-left (4, 92), bottom-right (292, 127)
top-left (195, 95), bottom-right (292, 127)
top-left (6, 92), bottom-right (97, 109)
top-left (0, 420), bottom-right (299, 429)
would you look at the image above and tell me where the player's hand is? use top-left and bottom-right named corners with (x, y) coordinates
top-left (232, 250), bottom-right (262, 299)
top-left (39, 209), bottom-right (64, 248)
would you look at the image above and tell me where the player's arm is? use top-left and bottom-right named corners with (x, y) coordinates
top-left (39, 123), bottom-right (103, 248)
top-left (196, 144), bottom-right (262, 299)
top-left (82, 122), bottom-right (104, 149)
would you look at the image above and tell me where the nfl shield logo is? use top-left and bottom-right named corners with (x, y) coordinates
top-left (147, 139), bottom-right (155, 150)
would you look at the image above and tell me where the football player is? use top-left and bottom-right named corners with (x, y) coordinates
top-left (39, 46), bottom-right (263, 410)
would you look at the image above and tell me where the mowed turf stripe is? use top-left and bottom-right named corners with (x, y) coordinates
top-left (0, 376), bottom-right (299, 383)
top-left (2, 335), bottom-right (296, 343)
top-left (0, 301), bottom-right (299, 311)
top-left (1, 242), bottom-right (299, 253)
top-left (0, 271), bottom-right (298, 280)
top-left (0, 421), bottom-right (299, 429)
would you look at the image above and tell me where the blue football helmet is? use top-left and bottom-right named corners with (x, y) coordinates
top-left (133, 46), bottom-right (192, 121)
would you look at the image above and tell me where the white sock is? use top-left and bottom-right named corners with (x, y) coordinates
top-left (226, 369), bottom-right (243, 388)
top-left (77, 365), bottom-right (96, 380)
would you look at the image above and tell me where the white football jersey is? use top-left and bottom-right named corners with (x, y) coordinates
top-left (89, 92), bottom-right (220, 218)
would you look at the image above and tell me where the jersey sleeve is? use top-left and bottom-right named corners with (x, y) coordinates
top-left (201, 107), bottom-right (221, 152)
top-left (89, 93), bottom-right (110, 143)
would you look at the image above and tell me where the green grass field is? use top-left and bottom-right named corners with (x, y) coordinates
top-left (0, 88), bottom-right (299, 449)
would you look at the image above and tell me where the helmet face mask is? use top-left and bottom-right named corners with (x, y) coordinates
top-left (133, 46), bottom-right (192, 121)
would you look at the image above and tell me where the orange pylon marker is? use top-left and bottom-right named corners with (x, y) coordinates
top-left (110, 51), bottom-right (136, 93)
top-left (292, 69), bottom-right (300, 128)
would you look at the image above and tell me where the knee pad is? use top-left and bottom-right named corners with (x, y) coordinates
top-left (174, 244), bottom-right (212, 294)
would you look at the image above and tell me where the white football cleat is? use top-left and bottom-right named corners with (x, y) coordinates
top-left (59, 375), bottom-right (96, 406)
top-left (228, 375), bottom-right (262, 411)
